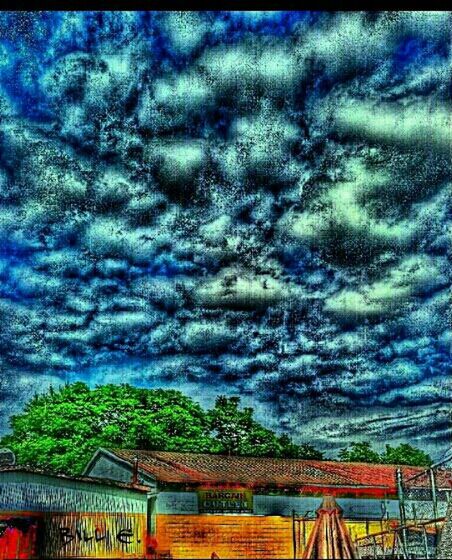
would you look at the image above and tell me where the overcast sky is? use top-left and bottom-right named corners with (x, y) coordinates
top-left (0, 11), bottom-right (450, 458)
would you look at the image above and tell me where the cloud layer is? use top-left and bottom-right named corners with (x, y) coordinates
top-left (0, 11), bottom-right (450, 457)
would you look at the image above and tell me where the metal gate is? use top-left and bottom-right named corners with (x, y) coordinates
top-left (292, 509), bottom-right (316, 559)
top-left (354, 455), bottom-right (452, 559)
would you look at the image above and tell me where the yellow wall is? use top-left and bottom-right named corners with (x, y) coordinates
top-left (156, 514), bottom-right (391, 559)
top-left (43, 512), bottom-right (147, 558)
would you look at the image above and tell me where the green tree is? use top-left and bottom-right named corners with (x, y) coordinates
top-left (0, 384), bottom-right (323, 475)
top-left (1, 382), bottom-right (216, 475)
top-left (380, 444), bottom-right (432, 467)
top-left (338, 441), bottom-right (432, 467)
top-left (338, 442), bottom-right (382, 463)
top-left (208, 396), bottom-right (323, 459)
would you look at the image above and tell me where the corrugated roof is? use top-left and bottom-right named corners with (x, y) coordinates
top-left (107, 449), bottom-right (434, 490)
top-left (0, 465), bottom-right (150, 493)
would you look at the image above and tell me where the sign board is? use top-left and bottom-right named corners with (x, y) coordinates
top-left (198, 489), bottom-right (253, 514)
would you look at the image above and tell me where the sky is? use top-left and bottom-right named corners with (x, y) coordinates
top-left (0, 11), bottom-right (450, 458)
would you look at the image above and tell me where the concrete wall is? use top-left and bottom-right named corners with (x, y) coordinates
top-left (405, 499), bottom-right (449, 519)
top-left (437, 500), bottom-right (452, 560)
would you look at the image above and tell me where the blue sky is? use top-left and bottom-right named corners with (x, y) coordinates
top-left (0, 11), bottom-right (450, 457)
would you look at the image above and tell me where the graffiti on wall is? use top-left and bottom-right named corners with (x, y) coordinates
top-left (58, 525), bottom-right (139, 546)
top-left (44, 513), bottom-right (146, 559)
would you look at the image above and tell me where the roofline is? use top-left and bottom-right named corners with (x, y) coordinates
top-left (83, 447), bottom-right (133, 476)
top-left (97, 450), bottom-right (430, 471)
top-left (84, 448), bottom-right (157, 482)
top-left (86, 449), bottom-right (446, 489)
top-left (101, 450), bottom-right (401, 489)
top-left (0, 467), bottom-right (150, 493)
top-left (157, 481), bottom-right (395, 490)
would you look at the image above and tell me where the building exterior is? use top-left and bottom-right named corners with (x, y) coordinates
top-left (0, 467), bottom-right (151, 559)
top-left (84, 448), bottom-right (429, 559)
top-left (2, 451), bottom-right (449, 559)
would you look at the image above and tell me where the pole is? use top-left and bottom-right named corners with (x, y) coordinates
top-left (292, 510), bottom-right (297, 560)
top-left (131, 456), bottom-right (139, 485)
top-left (372, 535), bottom-right (377, 559)
top-left (422, 526), bottom-right (430, 559)
top-left (396, 532), bottom-right (408, 560)
top-left (429, 468), bottom-right (439, 521)
top-left (396, 468), bottom-right (408, 553)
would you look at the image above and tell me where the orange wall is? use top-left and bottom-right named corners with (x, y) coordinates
top-left (157, 515), bottom-right (311, 559)
top-left (156, 515), bottom-right (390, 559)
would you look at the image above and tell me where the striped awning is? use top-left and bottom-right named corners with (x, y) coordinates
top-left (303, 496), bottom-right (357, 559)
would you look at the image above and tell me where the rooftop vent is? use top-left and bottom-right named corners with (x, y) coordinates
top-left (0, 448), bottom-right (16, 467)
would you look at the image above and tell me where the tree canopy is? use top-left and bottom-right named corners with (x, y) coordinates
top-left (1, 383), bottom-right (323, 475)
top-left (339, 441), bottom-right (432, 467)
top-left (1, 383), bottom-right (432, 476)
top-left (208, 396), bottom-right (322, 460)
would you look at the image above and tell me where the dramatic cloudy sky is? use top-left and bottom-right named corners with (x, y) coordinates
top-left (0, 11), bottom-right (450, 458)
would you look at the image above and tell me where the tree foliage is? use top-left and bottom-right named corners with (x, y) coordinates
top-left (338, 442), bottom-right (381, 463)
top-left (380, 444), bottom-right (432, 467)
top-left (339, 441), bottom-right (432, 467)
top-left (208, 396), bottom-right (323, 460)
top-left (1, 383), bottom-right (323, 475)
top-left (2, 384), bottom-right (431, 476)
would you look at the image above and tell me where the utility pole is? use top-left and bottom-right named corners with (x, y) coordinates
top-left (396, 468), bottom-right (408, 555)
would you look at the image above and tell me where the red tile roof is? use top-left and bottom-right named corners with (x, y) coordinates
top-left (107, 450), bottom-right (442, 492)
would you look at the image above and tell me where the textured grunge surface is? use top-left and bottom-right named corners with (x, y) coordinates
top-left (0, 12), bottom-right (450, 457)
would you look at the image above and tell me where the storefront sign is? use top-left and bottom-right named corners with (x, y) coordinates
top-left (198, 489), bottom-right (253, 513)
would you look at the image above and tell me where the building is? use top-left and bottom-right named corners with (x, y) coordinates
top-left (2, 450), bottom-right (449, 559)
top-left (0, 466), bottom-right (151, 559)
top-left (84, 448), bottom-right (429, 559)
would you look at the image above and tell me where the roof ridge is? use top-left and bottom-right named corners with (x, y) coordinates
top-left (150, 452), bottom-right (355, 486)
top-left (149, 451), bottom-right (218, 481)
top-left (112, 449), bottom-right (216, 481)
top-left (110, 449), bottom-right (429, 471)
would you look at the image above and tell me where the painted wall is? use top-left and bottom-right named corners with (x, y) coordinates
top-left (155, 514), bottom-right (388, 559)
top-left (0, 472), bottom-right (148, 514)
top-left (0, 472), bottom-right (149, 559)
top-left (254, 494), bottom-right (400, 519)
top-left (86, 455), bottom-right (135, 484)
top-left (43, 512), bottom-right (147, 559)
top-left (0, 515), bottom-right (39, 560)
